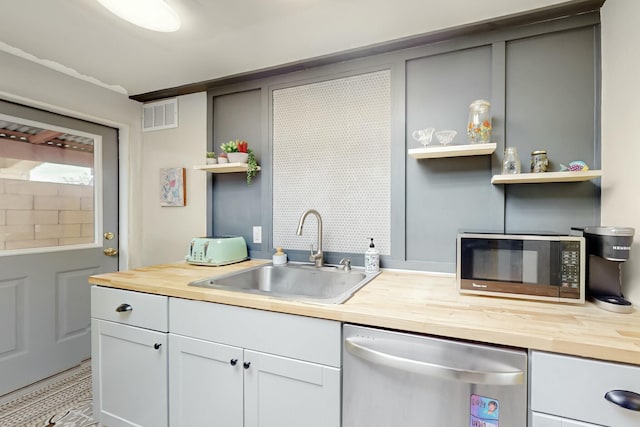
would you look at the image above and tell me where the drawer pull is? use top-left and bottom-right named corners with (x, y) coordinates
top-left (153, 343), bottom-right (162, 350)
top-left (230, 359), bottom-right (238, 366)
top-left (115, 303), bottom-right (132, 313)
top-left (605, 390), bottom-right (640, 411)
top-left (243, 361), bottom-right (251, 370)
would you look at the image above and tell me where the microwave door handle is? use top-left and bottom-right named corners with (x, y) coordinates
top-left (345, 338), bottom-right (524, 386)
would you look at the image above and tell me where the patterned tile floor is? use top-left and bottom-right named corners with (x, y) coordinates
top-left (0, 362), bottom-right (101, 427)
top-left (37, 397), bottom-right (100, 427)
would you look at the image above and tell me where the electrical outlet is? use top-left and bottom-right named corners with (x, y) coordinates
top-left (253, 226), bottom-right (262, 244)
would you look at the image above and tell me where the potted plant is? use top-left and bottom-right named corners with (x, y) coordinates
top-left (221, 139), bottom-right (248, 163)
top-left (246, 149), bottom-right (258, 185)
top-left (206, 152), bottom-right (217, 165)
top-left (218, 152), bottom-right (228, 164)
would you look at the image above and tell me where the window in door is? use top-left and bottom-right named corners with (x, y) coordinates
top-left (0, 114), bottom-right (101, 253)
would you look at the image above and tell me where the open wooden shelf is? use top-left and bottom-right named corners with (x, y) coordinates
top-left (194, 163), bottom-right (261, 174)
top-left (491, 170), bottom-right (602, 184)
top-left (408, 142), bottom-right (496, 159)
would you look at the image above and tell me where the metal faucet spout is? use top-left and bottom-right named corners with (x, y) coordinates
top-left (296, 209), bottom-right (324, 267)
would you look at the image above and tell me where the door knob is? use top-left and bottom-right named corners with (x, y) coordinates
top-left (104, 248), bottom-right (118, 256)
top-left (104, 232), bottom-right (115, 240)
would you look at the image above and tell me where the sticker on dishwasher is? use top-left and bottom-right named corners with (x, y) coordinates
top-left (470, 394), bottom-right (499, 427)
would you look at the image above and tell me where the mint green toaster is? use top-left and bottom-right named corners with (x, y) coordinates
top-left (186, 236), bottom-right (248, 266)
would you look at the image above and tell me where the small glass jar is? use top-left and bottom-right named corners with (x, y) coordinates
top-left (502, 147), bottom-right (521, 174)
top-left (530, 150), bottom-right (549, 173)
top-left (467, 99), bottom-right (492, 144)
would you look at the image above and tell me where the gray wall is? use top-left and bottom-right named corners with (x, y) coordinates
top-left (211, 89), bottom-right (263, 255)
top-left (405, 45), bottom-right (500, 269)
top-left (504, 27), bottom-right (599, 234)
top-left (208, 13), bottom-right (601, 273)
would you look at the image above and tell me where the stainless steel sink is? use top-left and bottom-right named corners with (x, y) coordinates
top-left (188, 263), bottom-right (380, 304)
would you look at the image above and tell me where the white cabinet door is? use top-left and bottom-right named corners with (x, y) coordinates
top-left (168, 298), bottom-right (342, 427)
top-left (244, 350), bottom-right (341, 427)
top-left (532, 412), bottom-right (601, 426)
top-left (91, 319), bottom-right (168, 427)
top-left (169, 333), bottom-right (243, 427)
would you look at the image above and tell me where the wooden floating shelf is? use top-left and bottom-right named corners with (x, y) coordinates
top-left (194, 163), bottom-right (261, 174)
top-left (408, 142), bottom-right (496, 159)
top-left (491, 170), bottom-right (602, 184)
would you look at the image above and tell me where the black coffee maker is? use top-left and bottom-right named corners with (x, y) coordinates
top-left (571, 226), bottom-right (635, 313)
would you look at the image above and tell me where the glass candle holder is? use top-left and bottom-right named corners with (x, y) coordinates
top-left (502, 147), bottom-right (521, 174)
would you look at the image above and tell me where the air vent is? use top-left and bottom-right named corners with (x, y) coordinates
top-left (142, 98), bottom-right (178, 131)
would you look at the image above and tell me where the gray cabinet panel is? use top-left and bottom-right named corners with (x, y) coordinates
top-left (504, 27), bottom-right (599, 233)
top-left (405, 46), bottom-right (500, 266)
top-left (207, 17), bottom-right (601, 272)
top-left (505, 182), bottom-right (599, 233)
top-left (212, 89), bottom-right (263, 250)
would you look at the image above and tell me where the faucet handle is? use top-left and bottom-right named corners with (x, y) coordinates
top-left (339, 258), bottom-right (352, 271)
top-left (309, 244), bottom-right (316, 261)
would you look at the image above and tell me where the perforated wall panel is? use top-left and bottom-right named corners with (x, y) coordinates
top-left (272, 70), bottom-right (391, 255)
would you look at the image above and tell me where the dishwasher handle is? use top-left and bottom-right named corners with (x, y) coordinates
top-left (345, 337), bottom-right (524, 386)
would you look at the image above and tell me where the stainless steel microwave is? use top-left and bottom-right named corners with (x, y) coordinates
top-left (457, 233), bottom-right (585, 304)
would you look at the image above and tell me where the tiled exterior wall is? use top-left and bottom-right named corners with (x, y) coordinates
top-left (0, 179), bottom-right (94, 251)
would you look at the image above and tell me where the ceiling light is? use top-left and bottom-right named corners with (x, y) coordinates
top-left (97, 0), bottom-right (181, 32)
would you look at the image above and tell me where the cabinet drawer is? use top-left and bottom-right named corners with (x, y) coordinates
top-left (170, 298), bottom-right (341, 367)
top-left (91, 286), bottom-right (168, 332)
top-left (531, 351), bottom-right (640, 427)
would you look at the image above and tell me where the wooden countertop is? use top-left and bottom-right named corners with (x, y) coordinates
top-left (89, 260), bottom-right (640, 366)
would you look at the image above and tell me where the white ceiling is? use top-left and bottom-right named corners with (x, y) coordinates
top-left (0, 0), bottom-right (574, 98)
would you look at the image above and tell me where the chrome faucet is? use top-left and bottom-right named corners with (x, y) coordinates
top-left (296, 209), bottom-right (323, 267)
top-left (339, 258), bottom-right (352, 272)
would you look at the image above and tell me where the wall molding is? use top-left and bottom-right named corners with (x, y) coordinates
top-left (131, 0), bottom-right (604, 102)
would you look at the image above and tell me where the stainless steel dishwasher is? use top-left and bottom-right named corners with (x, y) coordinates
top-left (343, 324), bottom-right (527, 426)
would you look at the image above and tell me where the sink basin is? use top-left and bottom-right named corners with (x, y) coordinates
top-left (188, 263), bottom-right (380, 304)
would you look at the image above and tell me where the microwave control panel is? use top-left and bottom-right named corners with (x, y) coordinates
top-left (560, 241), bottom-right (581, 289)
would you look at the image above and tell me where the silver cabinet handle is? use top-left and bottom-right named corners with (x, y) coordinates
top-left (115, 303), bottom-right (132, 312)
top-left (605, 390), bottom-right (640, 412)
top-left (345, 337), bottom-right (524, 386)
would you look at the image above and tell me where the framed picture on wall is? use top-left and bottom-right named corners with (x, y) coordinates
top-left (159, 167), bottom-right (186, 207)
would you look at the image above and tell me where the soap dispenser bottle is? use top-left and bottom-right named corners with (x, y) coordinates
top-left (364, 238), bottom-right (379, 273)
top-left (273, 247), bottom-right (287, 266)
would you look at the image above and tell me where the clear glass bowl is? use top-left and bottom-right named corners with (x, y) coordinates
top-left (435, 130), bottom-right (457, 146)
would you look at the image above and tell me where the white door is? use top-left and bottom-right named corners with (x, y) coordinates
top-left (0, 100), bottom-right (119, 395)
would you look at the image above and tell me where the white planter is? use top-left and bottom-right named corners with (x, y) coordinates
top-left (206, 158), bottom-right (217, 165)
top-left (227, 152), bottom-right (248, 163)
top-left (218, 157), bottom-right (228, 164)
